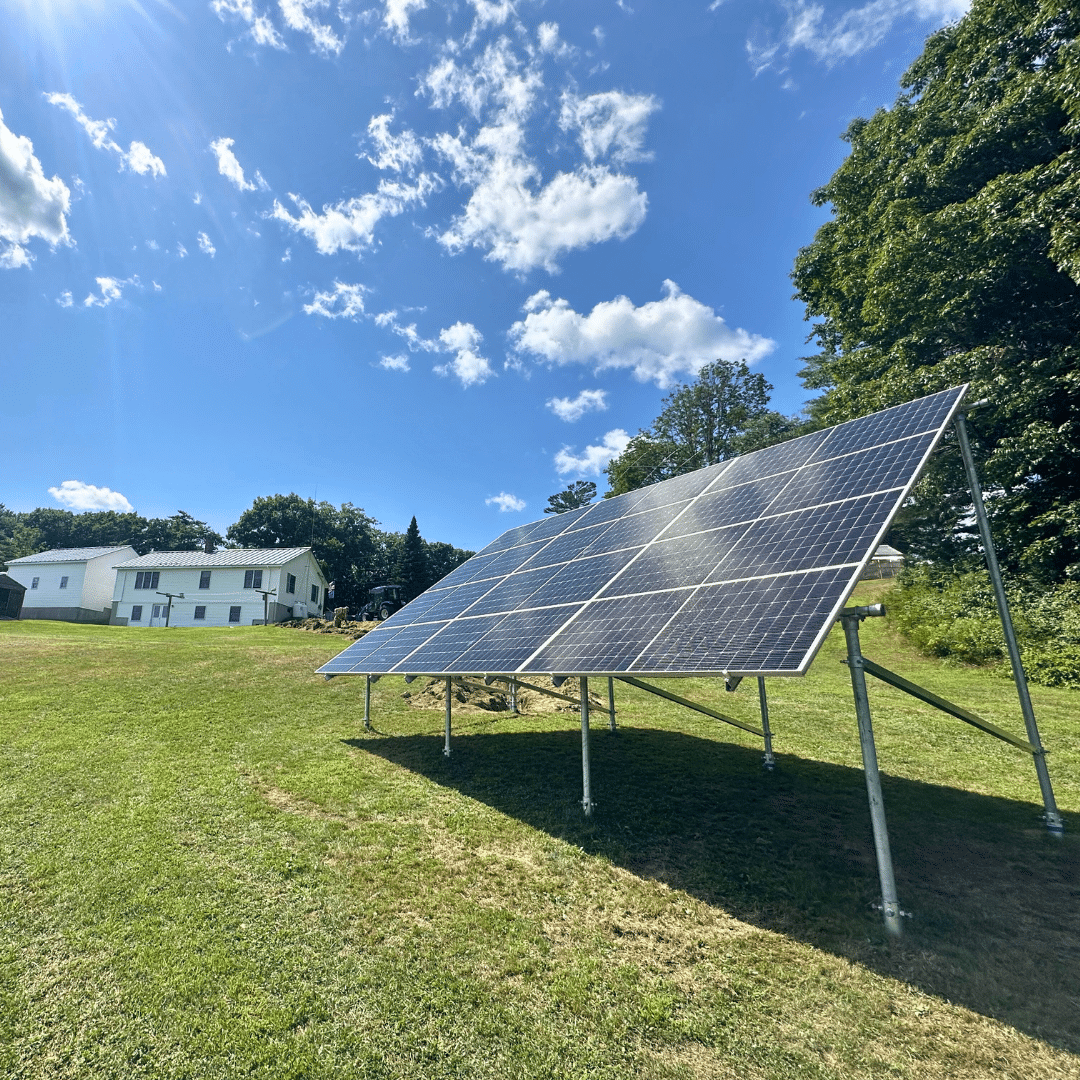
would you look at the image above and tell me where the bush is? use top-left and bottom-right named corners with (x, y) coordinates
top-left (886, 567), bottom-right (1080, 689)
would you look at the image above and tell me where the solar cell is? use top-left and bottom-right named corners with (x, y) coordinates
top-left (318, 385), bottom-right (967, 679)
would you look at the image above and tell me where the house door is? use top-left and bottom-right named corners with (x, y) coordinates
top-left (149, 602), bottom-right (169, 626)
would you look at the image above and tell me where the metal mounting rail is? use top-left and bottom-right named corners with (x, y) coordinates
top-left (616, 676), bottom-right (765, 737)
top-left (857, 658), bottom-right (1038, 754)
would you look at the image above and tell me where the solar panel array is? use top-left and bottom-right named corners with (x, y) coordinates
top-left (319, 386), bottom-right (967, 679)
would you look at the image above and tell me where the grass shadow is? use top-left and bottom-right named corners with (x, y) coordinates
top-left (348, 726), bottom-right (1080, 1053)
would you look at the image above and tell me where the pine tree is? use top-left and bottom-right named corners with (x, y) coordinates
top-left (395, 516), bottom-right (429, 600)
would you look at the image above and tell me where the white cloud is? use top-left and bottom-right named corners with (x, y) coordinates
top-left (365, 114), bottom-right (423, 174)
top-left (278, 0), bottom-right (344, 55)
top-left (470, 0), bottom-right (515, 28)
top-left (537, 21), bottom-right (574, 58)
top-left (434, 121), bottom-right (647, 273)
top-left (197, 231), bottom-right (217, 256)
top-left (0, 106), bottom-right (72, 261)
top-left (304, 280), bottom-right (367, 318)
top-left (383, 0), bottom-right (426, 41)
top-left (554, 429), bottom-right (630, 476)
top-left (559, 90), bottom-right (659, 164)
top-left (374, 310), bottom-right (441, 351)
top-left (176, 242), bottom-right (188, 257)
top-left (56, 289), bottom-right (73, 307)
top-left (510, 280), bottom-right (775, 388)
top-left (537, 21), bottom-right (559, 51)
top-left (270, 173), bottom-right (438, 255)
top-left (212, 0), bottom-right (288, 48)
top-left (48, 480), bottom-right (134, 513)
top-left (83, 275), bottom-right (132, 307)
top-left (45, 93), bottom-right (166, 177)
top-left (281, 247), bottom-right (291, 262)
top-left (547, 388), bottom-right (608, 422)
top-left (434, 321), bottom-right (493, 386)
top-left (1, 243), bottom-right (32, 269)
top-left (486, 491), bottom-right (526, 512)
top-left (210, 137), bottom-right (264, 191)
top-left (752, 0), bottom-right (968, 69)
top-left (419, 39), bottom-right (542, 120)
top-left (123, 141), bottom-right (167, 178)
top-left (380, 353), bottom-right (411, 371)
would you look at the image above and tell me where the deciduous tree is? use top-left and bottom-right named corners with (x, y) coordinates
top-left (793, 0), bottom-right (1080, 581)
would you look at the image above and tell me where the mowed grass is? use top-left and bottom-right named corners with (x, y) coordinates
top-left (1, 580), bottom-right (1078, 1079)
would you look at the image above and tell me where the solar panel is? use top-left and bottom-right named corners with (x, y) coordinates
top-left (318, 386), bottom-right (967, 679)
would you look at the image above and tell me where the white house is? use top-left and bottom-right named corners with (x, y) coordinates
top-left (110, 547), bottom-right (329, 627)
top-left (6, 546), bottom-right (139, 624)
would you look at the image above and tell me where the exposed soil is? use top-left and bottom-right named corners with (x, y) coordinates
top-left (402, 675), bottom-right (608, 716)
top-left (280, 617), bottom-right (378, 641)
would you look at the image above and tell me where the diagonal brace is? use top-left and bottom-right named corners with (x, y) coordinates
top-left (616, 676), bottom-right (765, 737)
top-left (859, 657), bottom-right (1037, 754)
top-left (474, 675), bottom-right (612, 714)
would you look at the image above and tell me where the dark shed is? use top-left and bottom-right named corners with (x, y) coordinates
top-left (0, 573), bottom-right (26, 619)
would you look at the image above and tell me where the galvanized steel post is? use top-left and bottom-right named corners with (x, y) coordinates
top-left (841, 610), bottom-right (902, 936)
top-left (444, 676), bottom-right (452, 758)
top-left (364, 674), bottom-right (371, 731)
top-left (509, 678), bottom-right (517, 714)
top-left (607, 677), bottom-right (616, 732)
top-left (758, 678), bottom-right (775, 770)
top-left (954, 411), bottom-right (1064, 836)
top-left (581, 677), bottom-right (593, 816)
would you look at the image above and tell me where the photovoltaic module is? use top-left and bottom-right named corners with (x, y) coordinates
top-left (318, 386), bottom-right (967, 680)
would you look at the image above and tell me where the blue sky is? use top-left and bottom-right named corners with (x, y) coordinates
top-left (1, 0), bottom-right (967, 552)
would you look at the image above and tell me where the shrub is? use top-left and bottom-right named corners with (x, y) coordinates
top-left (886, 567), bottom-right (1080, 688)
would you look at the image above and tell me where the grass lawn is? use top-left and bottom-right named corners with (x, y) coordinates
top-left (2, 579), bottom-right (1078, 1079)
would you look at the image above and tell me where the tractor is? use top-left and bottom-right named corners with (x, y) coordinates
top-left (358, 584), bottom-right (405, 621)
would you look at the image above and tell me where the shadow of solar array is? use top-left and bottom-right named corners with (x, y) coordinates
top-left (318, 386), bottom-right (967, 679)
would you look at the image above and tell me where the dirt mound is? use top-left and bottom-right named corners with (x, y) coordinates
top-left (280, 617), bottom-right (378, 641)
top-left (402, 676), bottom-right (607, 716)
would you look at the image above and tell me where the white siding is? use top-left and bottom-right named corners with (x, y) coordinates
top-left (113, 555), bottom-right (325, 626)
top-left (8, 561), bottom-right (86, 609)
top-left (83, 547), bottom-right (136, 613)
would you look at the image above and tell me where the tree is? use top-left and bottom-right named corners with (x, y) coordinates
top-left (792, 0), bottom-right (1080, 582)
top-left (545, 481), bottom-right (597, 514)
top-left (604, 360), bottom-right (806, 496)
top-left (140, 511), bottom-right (223, 553)
top-left (227, 494), bottom-right (378, 610)
top-left (395, 516), bottom-right (429, 600)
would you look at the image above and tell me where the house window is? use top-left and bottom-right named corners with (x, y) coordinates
top-left (131, 605), bottom-right (143, 621)
top-left (135, 571), bottom-right (160, 590)
top-left (31, 577), bottom-right (39, 589)
top-left (286, 573), bottom-right (296, 594)
top-left (243, 569), bottom-right (263, 589)
top-left (59, 576), bottom-right (68, 589)
top-left (229, 606), bottom-right (241, 622)
top-left (310, 584), bottom-right (319, 604)
top-left (199, 571), bottom-right (212, 589)
top-left (194, 606), bottom-right (206, 620)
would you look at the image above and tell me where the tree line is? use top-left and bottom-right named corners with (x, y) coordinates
top-left (597, 0), bottom-right (1079, 590)
top-left (0, 495), bottom-right (472, 612)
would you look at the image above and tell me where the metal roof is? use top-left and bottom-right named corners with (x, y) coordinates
top-left (7, 546), bottom-right (135, 565)
top-left (113, 547), bottom-right (315, 570)
top-left (873, 544), bottom-right (905, 558)
top-left (0, 573), bottom-right (26, 591)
